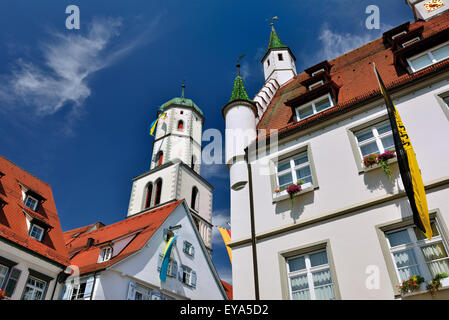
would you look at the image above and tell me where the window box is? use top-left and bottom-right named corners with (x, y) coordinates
top-left (273, 181), bottom-right (314, 202)
top-left (362, 157), bottom-right (397, 174)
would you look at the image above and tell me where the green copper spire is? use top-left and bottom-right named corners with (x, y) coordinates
top-left (229, 64), bottom-right (251, 102)
top-left (267, 23), bottom-right (286, 50)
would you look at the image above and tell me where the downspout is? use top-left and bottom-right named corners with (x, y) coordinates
top-left (244, 148), bottom-right (260, 300)
top-left (90, 272), bottom-right (98, 300)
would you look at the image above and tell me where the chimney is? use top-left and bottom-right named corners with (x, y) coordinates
top-left (86, 237), bottom-right (95, 249)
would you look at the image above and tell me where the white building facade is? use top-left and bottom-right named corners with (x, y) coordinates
top-left (224, 5), bottom-right (449, 300)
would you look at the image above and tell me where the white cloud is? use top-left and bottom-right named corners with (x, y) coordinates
top-left (0, 16), bottom-right (159, 117)
top-left (201, 163), bottom-right (229, 181)
top-left (212, 208), bottom-right (230, 246)
top-left (316, 23), bottom-right (393, 61)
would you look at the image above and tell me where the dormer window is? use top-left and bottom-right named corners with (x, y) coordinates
top-left (311, 68), bottom-right (325, 77)
top-left (308, 80), bottom-right (324, 91)
top-left (295, 94), bottom-right (333, 121)
top-left (29, 224), bottom-right (44, 241)
top-left (98, 247), bottom-right (112, 263)
top-left (401, 37), bottom-right (421, 48)
top-left (391, 30), bottom-right (407, 40)
top-left (24, 195), bottom-right (39, 211)
top-left (407, 41), bottom-right (449, 72)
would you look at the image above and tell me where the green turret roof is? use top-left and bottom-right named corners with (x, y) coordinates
top-left (229, 68), bottom-right (251, 103)
top-left (267, 24), bottom-right (287, 50)
top-left (160, 85), bottom-right (203, 117)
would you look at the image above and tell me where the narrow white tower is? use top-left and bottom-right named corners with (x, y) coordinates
top-left (126, 85), bottom-right (214, 253)
top-left (222, 64), bottom-right (257, 242)
top-left (261, 23), bottom-right (297, 86)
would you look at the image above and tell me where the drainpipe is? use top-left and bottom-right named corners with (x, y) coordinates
top-left (244, 148), bottom-right (260, 300)
top-left (90, 272), bottom-right (98, 300)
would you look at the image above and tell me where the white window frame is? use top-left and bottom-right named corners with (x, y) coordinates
top-left (276, 151), bottom-right (313, 191)
top-left (295, 93), bottom-right (334, 121)
top-left (286, 249), bottom-right (335, 300)
top-left (385, 221), bottom-right (449, 284)
top-left (70, 281), bottom-right (87, 300)
top-left (354, 120), bottom-right (394, 161)
top-left (407, 41), bottom-right (449, 72)
top-left (22, 276), bottom-right (46, 300)
top-left (29, 224), bottom-right (44, 242)
top-left (183, 241), bottom-right (194, 257)
top-left (401, 37), bottom-right (421, 48)
top-left (311, 68), bottom-right (325, 77)
top-left (308, 80), bottom-right (324, 91)
top-left (98, 246), bottom-right (113, 263)
top-left (391, 30), bottom-right (407, 40)
top-left (24, 195), bottom-right (38, 211)
top-left (0, 264), bottom-right (9, 287)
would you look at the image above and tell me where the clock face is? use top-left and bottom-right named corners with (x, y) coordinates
top-left (423, 0), bottom-right (445, 12)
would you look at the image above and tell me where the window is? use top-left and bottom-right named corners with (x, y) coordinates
top-left (3, 268), bottom-right (21, 298)
top-left (191, 187), bottom-right (199, 211)
top-left (180, 265), bottom-right (197, 287)
top-left (98, 247), bottom-right (112, 263)
top-left (308, 81), bottom-right (324, 91)
top-left (276, 151), bottom-right (313, 190)
top-left (444, 96), bottom-right (449, 109)
top-left (0, 264), bottom-right (8, 287)
top-left (401, 37), bottom-right (420, 48)
top-left (191, 156), bottom-right (195, 170)
top-left (154, 179), bottom-right (162, 206)
top-left (156, 151), bottom-right (163, 166)
top-left (177, 120), bottom-right (184, 131)
top-left (391, 30), bottom-right (407, 40)
top-left (22, 276), bottom-right (46, 300)
top-left (183, 241), bottom-right (195, 257)
top-left (157, 254), bottom-right (177, 277)
top-left (287, 249), bottom-right (335, 300)
top-left (354, 120), bottom-right (394, 159)
top-left (70, 282), bottom-right (87, 300)
top-left (145, 183), bottom-right (153, 209)
top-left (278, 53), bottom-right (283, 61)
top-left (295, 94), bottom-right (333, 121)
top-left (386, 221), bottom-right (449, 282)
top-left (267, 59), bottom-right (270, 67)
top-left (408, 42), bottom-right (449, 72)
top-left (24, 195), bottom-right (38, 211)
top-left (311, 68), bottom-right (325, 77)
top-left (29, 224), bottom-right (44, 241)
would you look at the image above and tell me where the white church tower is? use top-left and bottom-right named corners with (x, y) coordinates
top-left (126, 84), bottom-right (214, 253)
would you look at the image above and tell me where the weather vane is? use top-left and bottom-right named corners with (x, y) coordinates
top-left (236, 54), bottom-right (246, 76)
top-left (266, 16), bottom-right (278, 27)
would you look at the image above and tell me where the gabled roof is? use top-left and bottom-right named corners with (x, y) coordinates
top-left (66, 200), bottom-right (183, 274)
top-left (256, 11), bottom-right (449, 140)
top-left (0, 156), bottom-right (70, 266)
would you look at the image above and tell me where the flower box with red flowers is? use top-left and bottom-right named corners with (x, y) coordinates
top-left (273, 181), bottom-right (313, 202)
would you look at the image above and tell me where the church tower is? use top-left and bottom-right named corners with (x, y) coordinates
top-left (126, 85), bottom-right (214, 253)
top-left (261, 23), bottom-right (297, 86)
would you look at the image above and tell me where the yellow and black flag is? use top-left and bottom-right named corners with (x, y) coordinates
top-left (373, 65), bottom-right (432, 240)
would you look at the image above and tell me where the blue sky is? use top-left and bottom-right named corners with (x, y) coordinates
top-left (0, 0), bottom-right (414, 284)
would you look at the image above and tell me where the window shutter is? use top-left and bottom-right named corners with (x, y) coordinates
top-left (83, 276), bottom-right (95, 299)
top-left (182, 241), bottom-right (187, 254)
top-left (157, 253), bottom-right (163, 271)
top-left (178, 265), bottom-right (184, 281)
top-left (268, 160), bottom-right (278, 195)
top-left (4, 268), bottom-right (21, 297)
top-left (171, 260), bottom-right (178, 277)
top-left (127, 281), bottom-right (136, 300)
top-left (61, 283), bottom-right (70, 300)
top-left (191, 271), bottom-right (197, 288)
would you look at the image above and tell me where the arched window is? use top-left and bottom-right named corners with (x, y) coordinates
top-left (177, 120), bottom-right (184, 131)
top-left (144, 183), bottom-right (153, 209)
top-left (156, 151), bottom-right (163, 166)
top-left (154, 179), bottom-right (162, 206)
top-left (191, 187), bottom-right (199, 211)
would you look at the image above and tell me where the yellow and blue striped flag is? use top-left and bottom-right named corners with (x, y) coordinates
top-left (159, 234), bottom-right (178, 282)
top-left (150, 106), bottom-right (167, 136)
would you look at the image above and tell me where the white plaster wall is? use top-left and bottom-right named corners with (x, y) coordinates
top-left (0, 242), bottom-right (64, 300)
top-left (263, 49), bottom-right (296, 86)
top-left (95, 204), bottom-right (225, 300)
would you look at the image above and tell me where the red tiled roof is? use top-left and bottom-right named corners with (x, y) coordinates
top-left (63, 222), bottom-right (105, 246)
top-left (66, 200), bottom-right (183, 275)
top-left (220, 280), bottom-right (233, 300)
top-left (257, 11), bottom-right (449, 138)
top-left (0, 156), bottom-right (70, 266)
